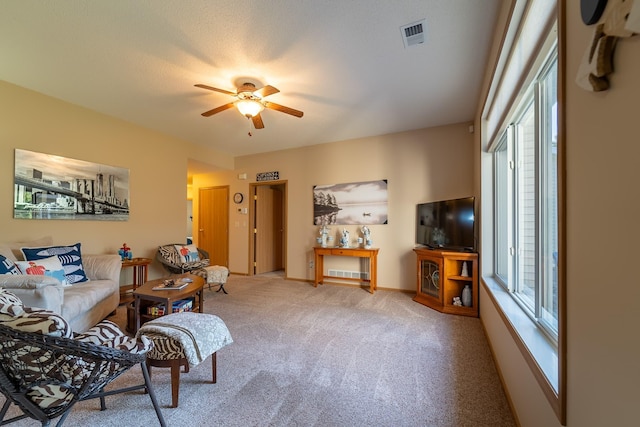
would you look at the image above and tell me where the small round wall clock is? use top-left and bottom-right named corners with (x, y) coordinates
top-left (233, 192), bottom-right (244, 204)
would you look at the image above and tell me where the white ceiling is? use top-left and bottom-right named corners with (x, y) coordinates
top-left (0, 1), bottom-right (501, 162)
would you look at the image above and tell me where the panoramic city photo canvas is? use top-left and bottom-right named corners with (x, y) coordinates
top-left (313, 179), bottom-right (388, 225)
top-left (14, 149), bottom-right (130, 221)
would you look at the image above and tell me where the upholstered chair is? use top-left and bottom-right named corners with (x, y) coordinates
top-left (0, 289), bottom-right (166, 427)
top-left (155, 243), bottom-right (210, 279)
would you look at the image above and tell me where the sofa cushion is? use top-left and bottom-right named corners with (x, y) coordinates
top-left (15, 256), bottom-right (68, 286)
top-left (0, 289), bottom-right (72, 338)
top-left (180, 259), bottom-right (210, 271)
top-left (0, 308), bottom-right (73, 338)
top-left (0, 254), bottom-right (21, 275)
top-left (60, 280), bottom-right (116, 322)
top-left (75, 320), bottom-right (152, 354)
top-left (174, 244), bottom-right (200, 263)
top-left (21, 243), bottom-right (89, 284)
top-left (4, 236), bottom-right (53, 261)
top-left (0, 289), bottom-right (25, 315)
top-left (0, 245), bottom-right (17, 263)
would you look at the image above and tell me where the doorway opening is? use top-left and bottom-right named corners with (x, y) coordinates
top-left (248, 181), bottom-right (287, 276)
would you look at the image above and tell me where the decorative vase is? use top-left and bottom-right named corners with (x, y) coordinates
top-left (461, 262), bottom-right (469, 277)
top-left (461, 284), bottom-right (472, 307)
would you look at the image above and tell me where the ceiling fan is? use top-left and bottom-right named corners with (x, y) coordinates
top-left (195, 82), bottom-right (303, 131)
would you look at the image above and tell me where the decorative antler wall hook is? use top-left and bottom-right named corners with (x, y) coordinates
top-left (576, 0), bottom-right (637, 92)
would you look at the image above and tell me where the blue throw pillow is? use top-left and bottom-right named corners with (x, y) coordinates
top-left (21, 243), bottom-right (89, 284)
top-left (0, 255), bottom-right (20, 275)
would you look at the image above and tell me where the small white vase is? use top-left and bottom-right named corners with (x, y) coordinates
top-left (461, 262), bottom-right (469, 277)
top-left (461, 284), bottom-right (472, 307)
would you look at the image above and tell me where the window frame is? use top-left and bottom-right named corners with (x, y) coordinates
top-left (480, 2), bottom-right (565, 422)
top-left (492, 49), bottom-right (559, 345)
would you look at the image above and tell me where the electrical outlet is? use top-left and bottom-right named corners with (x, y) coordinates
top-left (309, 261), bottom-right (314, 269)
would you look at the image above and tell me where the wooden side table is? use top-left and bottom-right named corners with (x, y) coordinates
top-left (120, 257), bottom-right (152, 304)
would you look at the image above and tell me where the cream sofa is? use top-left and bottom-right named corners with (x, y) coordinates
top-left (0, 237), bottom-right (121, 333)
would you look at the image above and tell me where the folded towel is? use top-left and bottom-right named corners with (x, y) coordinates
top-left (136, 312), bottom-right (232, 366)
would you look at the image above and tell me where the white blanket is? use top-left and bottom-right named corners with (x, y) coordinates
top-left (136, 312), bottom-right (233, 366)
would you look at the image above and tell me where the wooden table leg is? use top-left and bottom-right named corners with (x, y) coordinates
top-left (170, 359), bottom-right (181, 408)
top-left (134, 295), bottom-right (141, 332)
top-left (370, 253), bottom-right (378, 294)
top-left (211, 352), bottom-right (217, 383)
top-left (314, 252), bottom-right (323, 287)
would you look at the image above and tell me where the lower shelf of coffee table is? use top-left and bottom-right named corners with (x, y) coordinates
top-left (125, 300), bottom-right (199, 333)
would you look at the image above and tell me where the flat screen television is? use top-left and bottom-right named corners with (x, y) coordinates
top-left (416, 197), bottom-right (475, 252)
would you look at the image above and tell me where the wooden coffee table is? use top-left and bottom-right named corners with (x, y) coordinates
top-left (132, 274), bottom-right (205, 334)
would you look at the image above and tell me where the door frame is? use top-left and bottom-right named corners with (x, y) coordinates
top-left (248, 180), bottom-right (287, 276)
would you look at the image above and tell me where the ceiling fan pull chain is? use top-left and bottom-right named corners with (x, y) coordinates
top-left (247, 117), bottom-right (252, 137)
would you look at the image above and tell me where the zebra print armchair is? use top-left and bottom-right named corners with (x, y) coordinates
top-left (156, 243), bottom-right (210, 279)
top-left (0, 290), bottom-right (166, 426)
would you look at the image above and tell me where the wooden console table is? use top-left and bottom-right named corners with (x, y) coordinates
top-left (313, 247), bottom-right (380, 293)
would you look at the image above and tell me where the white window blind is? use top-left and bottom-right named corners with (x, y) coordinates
top-left (482, 0), bottom-right (556, 150)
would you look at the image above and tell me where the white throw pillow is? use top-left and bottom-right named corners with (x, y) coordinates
top-left (174, 244), bottom-right (200, 263)
top-left (15, 256), bottom-right (68, 286)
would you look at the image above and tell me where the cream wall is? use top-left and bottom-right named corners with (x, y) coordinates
top-left (193, 124), bottom-right (475, 290)
top-left (477, 2), bottom-right (640, 426)
top-left (0, 80), bottom-right (233, 280)
top-left (0, 79), bottom-right (475, 293)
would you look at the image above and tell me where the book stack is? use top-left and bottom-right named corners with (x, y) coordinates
top-left (146, 298), bottom-right (194, 316)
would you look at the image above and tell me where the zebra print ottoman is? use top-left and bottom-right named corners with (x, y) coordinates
top-left (136, 312), bottom-right (233, 408)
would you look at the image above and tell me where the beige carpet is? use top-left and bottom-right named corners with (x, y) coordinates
top-left (2, 274), bottom-right (516, 426)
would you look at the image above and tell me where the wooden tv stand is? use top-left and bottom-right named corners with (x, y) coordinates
top-left (413, 248), bottom-right (478, 317)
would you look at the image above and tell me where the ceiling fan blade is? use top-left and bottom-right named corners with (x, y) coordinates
top-left (252, 114), bottom-right (265, 129)
top-left (264, 101), bottom-right (304, 118)
top-left (254, 85), bottom-right (279, 98)
top-left (201, 102), bottom-right (235, 117)
top-left (195, 84), bottom-right (236, 96)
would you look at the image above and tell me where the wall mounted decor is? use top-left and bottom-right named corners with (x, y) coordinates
top-left (581, 0), bottom-right (609, 25)
top-left (256, 171), bottom-right (279, 181)
top-left (14, 149), bottom-right (130, 221)
top-left (628, 0), bottom-right (640, 32)
top-left (577, 0), bottom-right (637, 92)
top-left (313, 179), bottom-right (388, 225)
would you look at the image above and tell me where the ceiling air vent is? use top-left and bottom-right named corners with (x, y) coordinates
top-left (400, 19), bottom-right (426, 48)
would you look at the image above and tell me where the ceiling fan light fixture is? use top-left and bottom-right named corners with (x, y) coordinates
top-left (236, 99), bottom-right (264, 117)
top-left (196, 82), bottom-right (303, 127)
